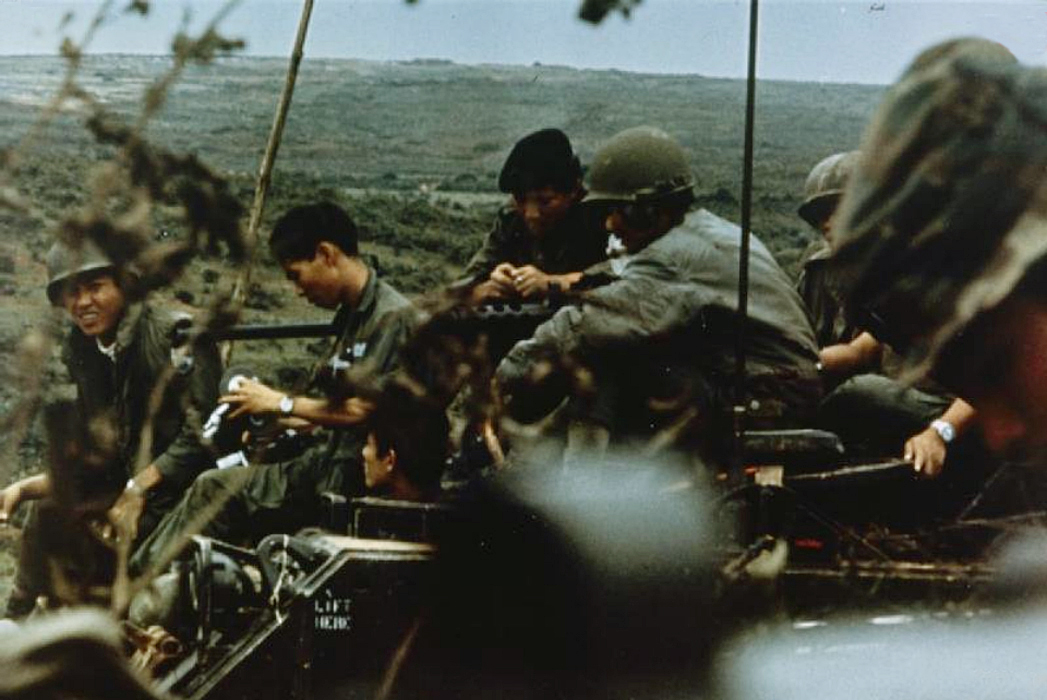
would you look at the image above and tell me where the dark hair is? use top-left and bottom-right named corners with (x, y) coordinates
top-left (498, 128), bottom-right (582, 195)
top-left (269, 202), bottom-right (359, 263)
top-left (369, 380), bottom-right (450, 495)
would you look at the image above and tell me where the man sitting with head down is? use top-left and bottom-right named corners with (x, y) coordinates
top-left (130, 202), bottom-right (416, 575)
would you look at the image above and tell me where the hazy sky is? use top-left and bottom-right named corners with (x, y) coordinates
top-left (0, 0), bottom-right (1044, 84)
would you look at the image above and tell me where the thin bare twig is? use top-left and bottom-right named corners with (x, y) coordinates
top-left (225, 0), bottom-right (315, 365)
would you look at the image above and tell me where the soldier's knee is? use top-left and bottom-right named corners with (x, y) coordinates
top-left (185, 468), bottom-right (241, 504)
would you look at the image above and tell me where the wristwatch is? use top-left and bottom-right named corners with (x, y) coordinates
top-left (125, 478), bottom-right (146, 498)
top-left (278, 395), bottom-right (295, 416)
top-left (931, 419), bottom-right (956, 444)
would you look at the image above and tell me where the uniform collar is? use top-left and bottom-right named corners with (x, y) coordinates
top-left (112, 301), bottom-right (144, 352)
top-left (332, 266), bottom-right (378, 328)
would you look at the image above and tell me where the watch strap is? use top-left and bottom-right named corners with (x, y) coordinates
top-left (931, 419), bottom-right (955, 443)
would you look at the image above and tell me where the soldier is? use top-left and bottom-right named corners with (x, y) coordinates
top-left (362, 379), bottom-right (450, 502)
top-left (497, 126), bottom-right (821, 459)
top-left (795, 151), bottom-right (861, 348)
top-left (0, 236), bottom-right (221, 616)
top-left (794, 151), bottom-right (979, 477)
top-left (457, 128), bottom-right (608, 304)
top-left (828, 38), bottom-right (1037, 457)
top-left (129, 202), bottom-right (415, 574)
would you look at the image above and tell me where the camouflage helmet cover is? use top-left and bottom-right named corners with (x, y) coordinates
top-left (798, 151), bottom-right (862, 228)
top-left (45, 237), bottom-right (116, 306)
top-left (584, 126), bottom-right (695, 204)
top-left (829, 37), bottom-right (1030, 382)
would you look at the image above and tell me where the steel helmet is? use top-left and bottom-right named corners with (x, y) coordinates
top-left (797, 151), bottom-right (861, 228)
top-left (45, 237), bottom-right (116, 306)
top-left (585, 126), bottom-right (695, 204)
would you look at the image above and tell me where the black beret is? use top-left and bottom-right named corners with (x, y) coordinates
top-left (498, 128), bottom-right (582, 194)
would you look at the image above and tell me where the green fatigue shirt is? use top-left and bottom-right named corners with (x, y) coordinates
top-left (60, 301), bottom-right (221, 509)
top-left (317, 268), bottom-right (414, 465)
top-left (455, 204), bottom-right (609, 289)
top-left (497, 209), bottom-right (822, 436)
top-left (795, 240), bottom-right (856, 348)
top-left (128, 270), bottom-right (416, 573)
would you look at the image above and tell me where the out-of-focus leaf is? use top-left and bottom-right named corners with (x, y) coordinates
top-left (126, 0), bottom-right (150, 16)
top-left (60, 38), bottom-right (81, 62)
top-left (578, 0), bottom-right (642, 24)
top-left (171, 29), bottom-right (245, 65)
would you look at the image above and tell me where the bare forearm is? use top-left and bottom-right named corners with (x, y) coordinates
top-left (0, 473), bottom-right (50, 522)
top-left (12, 474), bottom-right (50, 500)
top-left (940, 398), bottom-right (977, 437)
top-left (551, 271), bottom-right (583, 291)
top-left (819, 332), bottom-right (882, 376)
top-left (130, 464), bottom-right (163, 493)
top-left (286, 396), bottom-right (374, 427)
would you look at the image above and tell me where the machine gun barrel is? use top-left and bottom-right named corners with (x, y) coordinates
top-left (173, 322), bottom-right (337, 346)
top-left (212, 323), bottom-right (337, 341)
top-left (175, 303), bottom-right (557, 346)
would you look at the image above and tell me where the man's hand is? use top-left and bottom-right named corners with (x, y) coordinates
top-left (489, 262), bottom-right (518, 293)
top-left (221, 378), bottom-right (285, 419)
top-left (904, 426), bottom-right (947, 479)
top-left (470, 263), bottom-right (519, 304)
top-left (511, 265), bottom-right (552, 299)
top-left (340, 397), bottom-right (375, 424)
top-left (105, 484), bottom-right (146, 543)
top-left (103, 465), bottom-right (162, 543)
top-left (0, 483), bottom-right (22, 525)
top-left (470, 279), bottom-right (511, 304)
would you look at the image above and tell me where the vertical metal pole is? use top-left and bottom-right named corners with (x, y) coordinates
top-left (733, 0), bottom-right (760, 475)
top-left (224, 0), bottom-right (316, 364)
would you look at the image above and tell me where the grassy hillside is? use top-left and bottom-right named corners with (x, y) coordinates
top-left (0, 55), bottom-right (884, 271)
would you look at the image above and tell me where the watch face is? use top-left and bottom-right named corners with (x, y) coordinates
top-left (934, 421), bottom-right (955, 443)
top-left (279, 396), bottom-right (294, 414)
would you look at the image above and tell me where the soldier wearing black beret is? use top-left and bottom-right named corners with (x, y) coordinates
top-left (456, 128), bottom-right (608, 304)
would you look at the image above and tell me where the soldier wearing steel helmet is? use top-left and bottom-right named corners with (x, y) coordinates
top-left (496, 126), bottom-right (821, 458)
top-left (789, 151), bottom-right (980, 479)
top-left (796, 151), bottom-right (862, 348)
top-left (0, 234), bottom-right (220, 617)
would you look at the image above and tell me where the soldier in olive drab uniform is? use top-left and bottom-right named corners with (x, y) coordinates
top-left (0, 237), bottom-right (221, 617)
top-left (456, 128), bottom-right (608, 304)
top-left (828, 39), bottom-right (1043, 459)
top-left (497, 127), bottom-right (821, 459)
top-left (130, 202), bottom-right (415, 574)
top-left (793, 151), bottom-right (980, 478)
top-left (795, 151), bottom-right (861, 348)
